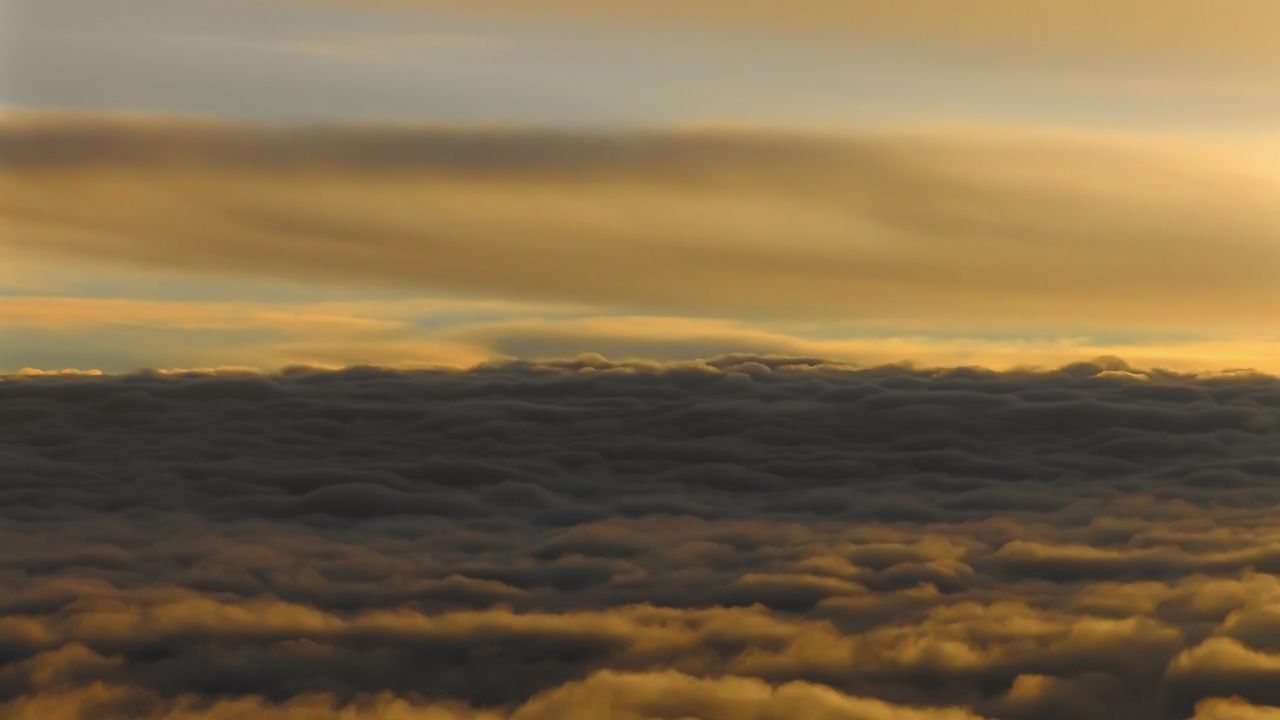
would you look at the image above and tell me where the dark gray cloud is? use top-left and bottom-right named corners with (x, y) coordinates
top-left (2, 356), bottom-right (1280, 718)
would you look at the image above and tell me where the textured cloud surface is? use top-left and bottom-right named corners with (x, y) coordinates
top-left (3, 357), bottom-right (1280, 718)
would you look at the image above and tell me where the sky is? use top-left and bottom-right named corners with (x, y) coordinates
top-left (1, 0), bottom-right (1277, 374)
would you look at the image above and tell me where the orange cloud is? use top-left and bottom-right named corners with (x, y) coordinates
top-left (3, 115), bottom-right (1277, 339)
top-left (380, 1), bottom-right (1280, 73)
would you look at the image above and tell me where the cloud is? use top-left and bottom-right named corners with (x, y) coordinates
top-left (2, 357), bottom-right (1280, 717)
top-left (0, 297), bottom-right (406, 333)
top-left (389, 0), bottom-right (1280, 73)
top-left (3, 114), bottom-right (1277, 336)
top-left (1194, 697), bottom-right (1280, 720)
top-left (0, 670), bottom-right (988, 720)
top-left (7, 295), bottom-right (1280, 374)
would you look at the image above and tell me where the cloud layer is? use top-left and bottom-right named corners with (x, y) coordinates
top-left (4, 114), bottom-right (1277, 335)
top-left (3, 357), bottom-right (1280, 717)
top-left (7, 294), bottom-right (1280, 375)
top-left (398, 0), bottom-right (1280, 71)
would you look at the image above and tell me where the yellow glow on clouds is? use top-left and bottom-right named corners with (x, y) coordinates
top-left (1, 113), bottom-right (1277, 374)
top-left (1, 296), bottom-right (1278, 376)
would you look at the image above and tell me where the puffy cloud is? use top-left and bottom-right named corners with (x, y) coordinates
top-left (0, 670), bottom-right (987, 720)
top-left (510, 670), bottom-right (989, 720)
top-left (1194, 697), bottom-right (1280, 720)
top-left (1163, 639), bottom-right (1280, 711)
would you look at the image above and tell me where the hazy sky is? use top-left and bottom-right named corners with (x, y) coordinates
top-left (1, 0), bottom-right (1277, 372)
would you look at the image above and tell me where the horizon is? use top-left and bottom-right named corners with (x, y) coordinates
top-left (5, 353), bottom-right (1277, 382)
